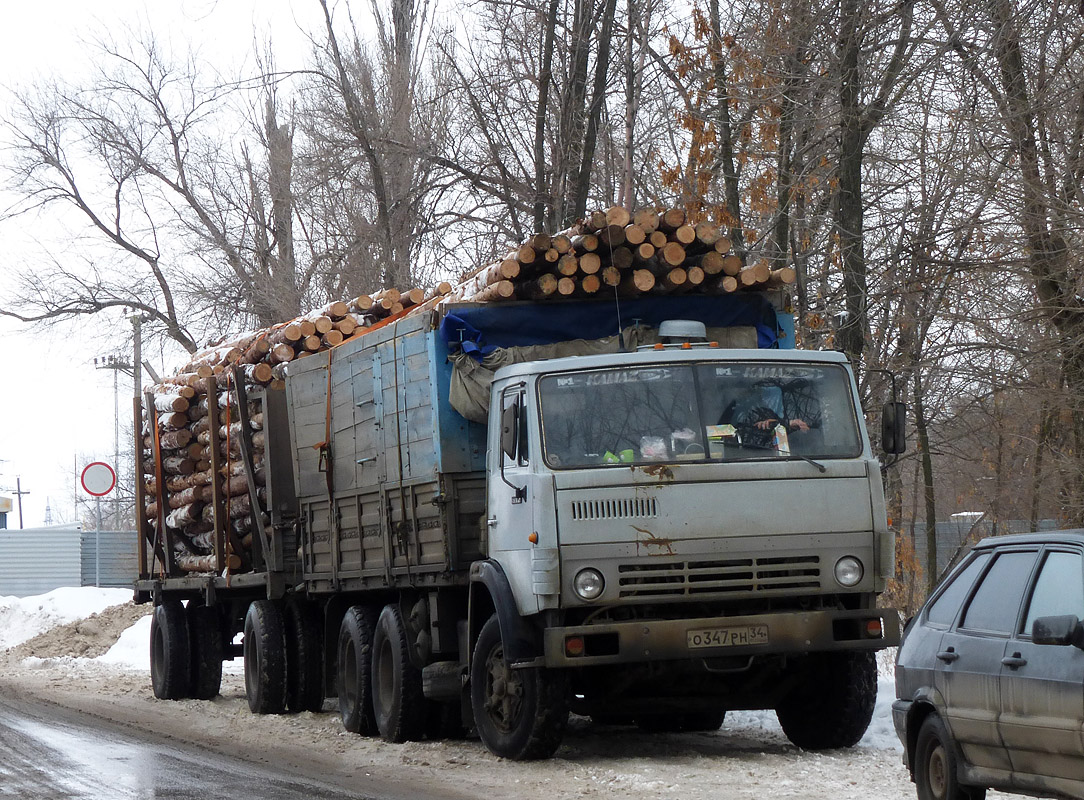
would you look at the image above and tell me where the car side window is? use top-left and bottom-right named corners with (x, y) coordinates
top-left (959, 551), bottom-right (1038, 634)
top-left (926, 552), bottom-right (991, 627)
top-left (1022, 550), bottom-right (1084, 636)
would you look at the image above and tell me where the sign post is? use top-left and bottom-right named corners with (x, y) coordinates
top-left (81, 462), bottom-right (116, 587)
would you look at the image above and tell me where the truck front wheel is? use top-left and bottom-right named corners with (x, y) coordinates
top-left (470, 614), bottom-right (569, 760)
top-left (775, 650), bottom-right (876, 749)
top-left (150, 600), bottom-right (191, 700)
top-left (244, 600), bottom-right (287, 714)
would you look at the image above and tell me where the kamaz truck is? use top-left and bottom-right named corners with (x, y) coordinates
top-left (136, 292), bottom-right (902, 760)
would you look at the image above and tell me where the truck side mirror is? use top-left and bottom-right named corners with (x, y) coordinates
top-left (1033, 615), bottom-right (1084, 650)
top-left (881, 401), bottom-right (907, 455)
top-left (501, 401), bottom-right (519, 461)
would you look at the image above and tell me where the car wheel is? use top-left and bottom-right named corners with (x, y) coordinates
top-left (915, 714), bottom-right (987, 800)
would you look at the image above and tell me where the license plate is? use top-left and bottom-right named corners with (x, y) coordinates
top-left (687, 624), bottom-right (769, 649)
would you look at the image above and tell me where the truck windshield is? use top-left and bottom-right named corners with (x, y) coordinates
top-left (538, 362), bottom-right (862, 469)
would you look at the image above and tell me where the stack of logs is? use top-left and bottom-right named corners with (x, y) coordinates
top-left (139, 291), bottom-right (451, 574)
top-left (448, 205), bottom-right (795, 303)
top-left (141, 205), bottom-right (789, 575)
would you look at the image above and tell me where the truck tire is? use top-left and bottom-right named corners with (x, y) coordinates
top-left (244, 600), bottom-right (287, 715)
top-left (775, 650), bottom-right (876, 750)
top-left (470, 614), bottom-right (570, 760)
top-left (915, 715), bottom-right (987, 800)
top-left (187, 603), bottom-right (223, 700)
top-left (371, 604), bottom-right (427, 742)
top-left (337, 605), bottom-right (378, 734)
top-left (284, 599), bottom-right (324, 713)
top-left (150, 600), bottom-right (191, 700)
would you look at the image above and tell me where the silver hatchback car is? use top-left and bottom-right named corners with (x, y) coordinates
top-left (894, 532), bottom-right (1084, 800)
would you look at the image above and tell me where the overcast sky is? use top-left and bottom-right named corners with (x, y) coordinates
top-left (0, 1), bottom-right (327, 527)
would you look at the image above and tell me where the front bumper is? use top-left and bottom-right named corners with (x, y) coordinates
top-left (542, 606), bottom-right (901, 668)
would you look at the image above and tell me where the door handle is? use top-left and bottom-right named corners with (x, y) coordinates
top-left (1002, 653), bottom-right (1028, 669)
top-left (936, 648), bottom-right (959, 663)
top-left (486, 517), bottom-right (498, 527)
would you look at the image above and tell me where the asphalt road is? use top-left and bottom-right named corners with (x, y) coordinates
top-left (0, 692), bottom-right (374, 800)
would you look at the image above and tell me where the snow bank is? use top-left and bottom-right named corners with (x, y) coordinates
top-left (96, 615), bottom-right (152, 669)
top-left (0, 587), bottom-right (133, 650)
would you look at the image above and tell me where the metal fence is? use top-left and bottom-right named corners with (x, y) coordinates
top-left (0, 527), bottom-right (137, 597)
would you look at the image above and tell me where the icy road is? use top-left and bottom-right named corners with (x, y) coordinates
top-left (0, 693), bottom-right (403, 800)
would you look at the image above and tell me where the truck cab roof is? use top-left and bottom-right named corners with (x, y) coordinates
top-left (491, 346), bottom-right (852, 381)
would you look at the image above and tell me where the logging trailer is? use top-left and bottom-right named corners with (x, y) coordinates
top-left (135, 291), bottom-right (903, 760)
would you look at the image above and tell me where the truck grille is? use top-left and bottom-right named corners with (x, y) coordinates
top-left (570, 497), bottom-right (658, 521)
top-left (617, 555), bottom-right (821, 597)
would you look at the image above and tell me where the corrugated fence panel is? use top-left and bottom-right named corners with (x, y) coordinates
top-left (0, 529), bottom-right (82, 597)
top-left (0, 528), bottom-right (138, 597)
top-left (80, 530), bottom-right (138, 589)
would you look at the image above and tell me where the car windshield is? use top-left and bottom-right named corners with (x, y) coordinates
top-left (538, 361), bottom-right (862, 469)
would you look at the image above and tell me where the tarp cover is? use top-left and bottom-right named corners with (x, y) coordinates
top-left (439, 294), bottom-right (778, 360)
top-left (445, 311), bottom-right (763, 423)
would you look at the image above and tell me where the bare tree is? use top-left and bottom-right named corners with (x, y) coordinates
top-left (1, 32), bottom-right (310, 349)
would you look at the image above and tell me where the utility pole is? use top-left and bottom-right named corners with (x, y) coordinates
top-left (95, 352), bottom-right (133, 530)
top-left (13, 477), bottom-right (28, 529)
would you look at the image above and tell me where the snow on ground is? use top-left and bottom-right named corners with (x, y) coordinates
top-left (1, 587), bottom-right (938, 800)
top-left (2, 587), bottom-right (903, 750)
top-left (0, 587), bottom-right (133, 650)
top-left (94, 615), bottom-right (151, 669)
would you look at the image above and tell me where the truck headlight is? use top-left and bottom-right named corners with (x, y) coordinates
top-left (834, 556), bottom-right (864, 587)
top-left (573, 568), bottom-right (605, 600)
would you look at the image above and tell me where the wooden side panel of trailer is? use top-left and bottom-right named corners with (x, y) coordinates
top-left (287, 312), bottom-right (487, 593)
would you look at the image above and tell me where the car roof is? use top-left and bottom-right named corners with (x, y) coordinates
top-left (971, 530), bottom-right (1084, 550)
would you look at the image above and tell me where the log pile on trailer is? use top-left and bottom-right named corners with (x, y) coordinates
top-left (136, 205), bottom-right (792, 578)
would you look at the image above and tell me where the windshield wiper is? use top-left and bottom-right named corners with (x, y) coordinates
top-left (734, 439), bottom-right (828, 473)
top-left (786, 453), bottom-right (828, 473)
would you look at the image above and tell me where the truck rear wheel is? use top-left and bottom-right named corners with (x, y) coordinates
top-left (285, 599), bottom-right (324, 713)
top-left (150, 600), bottom-right (191, 700)
top-left (187, 603), bottom-right (223, 700)
top-left (337, 605), bottom-right (378, 734)
top-left (470, 614), bottom-right (569, 760)
top-left (244, 600), bottom-right (287, 714)
top-left (776, 650), bottom-right (876, 749)
top-left (371, 604), bottom-right (427, 742)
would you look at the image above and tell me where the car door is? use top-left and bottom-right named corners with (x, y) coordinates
top-left (999, 547), bottom-right (1084, 784)
top-left (938, 549), bottom-right (1039, 774)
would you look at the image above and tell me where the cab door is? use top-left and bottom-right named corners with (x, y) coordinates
top-left (485, 383), bottom-right (538, 610)
top-left (939, 549), bottom-right (1038, 775)
top-left (999, 548), bottom-right (1084, 784)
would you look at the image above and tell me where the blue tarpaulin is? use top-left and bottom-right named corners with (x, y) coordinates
top-left (439, 295), bottom-right (779, 359)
